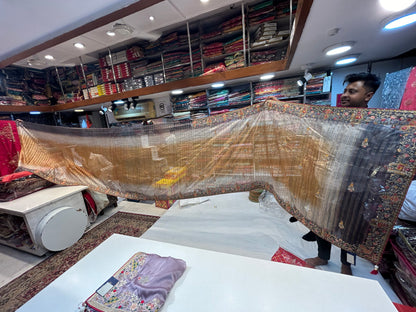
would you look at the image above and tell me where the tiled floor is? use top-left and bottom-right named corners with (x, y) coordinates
top-left (0, 199), bottom-right (165, 288)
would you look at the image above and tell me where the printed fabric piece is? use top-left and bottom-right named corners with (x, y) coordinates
top-left (16, 100), bottom-right (416, 264)
top-left (271, 247), bottom-right (309, 267)
top-left (400, 66), bottom-right (416, 111)
top-left (85, 252), bottom-right (186, 312)
top-left (379, 67), bottom-right (412, 109)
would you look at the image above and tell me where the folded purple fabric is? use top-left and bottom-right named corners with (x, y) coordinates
top-left (85, 252), bottom-right (186, 312)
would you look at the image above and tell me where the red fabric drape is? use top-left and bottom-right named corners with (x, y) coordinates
top-left (0, 120), bottom-right (21, 176)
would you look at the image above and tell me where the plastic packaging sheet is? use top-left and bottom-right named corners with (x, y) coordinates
top-left (16, 100), bottom-right (416, 264)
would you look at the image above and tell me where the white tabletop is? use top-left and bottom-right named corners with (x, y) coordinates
top-left (17, 234), bottom-right (398, 312)
top-left (0, 185), bottom-right (87, 215)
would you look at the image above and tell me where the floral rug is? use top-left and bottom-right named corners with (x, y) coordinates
top-left (0, 212), bottom-right (159, 312)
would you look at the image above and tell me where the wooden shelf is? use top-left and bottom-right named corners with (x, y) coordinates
top-left (0, 60), bottom-right (287, 113)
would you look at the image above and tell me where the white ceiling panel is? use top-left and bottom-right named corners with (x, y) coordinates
top-left (0, 0), bottom-right (142, 62)
top-left (122, 1), bottom-right (185, 33)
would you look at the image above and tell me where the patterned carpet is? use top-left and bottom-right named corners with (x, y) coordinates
top-left (0, 212), bottom-right (159, 312)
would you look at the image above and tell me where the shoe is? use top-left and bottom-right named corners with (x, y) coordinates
top-left (302, 231), bottom-right (317, 242)
top-left (305, 257), bottom-right (328, 268)
top-left (289, 217), bottom-right (298, 223)
top-left (341, 264), bottom-right (352, 275)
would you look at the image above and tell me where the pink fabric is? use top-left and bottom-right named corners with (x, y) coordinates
top-left (399, 66), bottom-right (416, 110)
top-left (0, 121), bottom-right (21, 176)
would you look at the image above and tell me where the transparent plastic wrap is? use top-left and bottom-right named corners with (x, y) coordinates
top-left (16, 100), bottom-right (416, 264)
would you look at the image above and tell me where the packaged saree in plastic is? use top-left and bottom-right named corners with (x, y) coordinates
top-left (84, 252), bottom-right (186, 312)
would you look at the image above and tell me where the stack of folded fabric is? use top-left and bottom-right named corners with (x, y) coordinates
top-left (228, 86), bottom-right (251, 106)
top-left (164, 51), bottom-right (188, 68)
top-left (145, 40), bottom-right (162, 55)
top-left (183, 62), bottom-right (203, 78)
top-left (225, 52), bottom-right (245, 70)
top-left (153, 73), bottom-right (164, 85)
top-left (220, 15), bottom-right (242, 34)
top-left (251, 49), bottom-right (286, 65)
top-left (188, 92), bottom-right (207, 109)
top-left (203, 42), bottom-right (224, 58)
top-left (253, 78), bottom-right (301, 102)
top-left (131, 60), bottom-right (149, 77)
top-left (181, 49), bottom-right (201, 64)
top-left (305, 74), bottom-right (326, 95)
top-left (224, 36), bottom-right (244, 54)
top-left (201, 29), bottom-right (222, 40)
top-left (144, 75), bottom-right (154, 87)
top-left (165, 67), bottom-right (184, 82)
top-left (160, 32), bottom-right (180, 50)
top-left (251, 22), bottom-right (288, 48)
top-left (126, 46), bottom-right (144, 61)
top-left (248, 0), bottom-right (276, 26)
top-left (146, 61), bottom-right (163, 74)
top-left (171, 94), bottom-right (189, 111)
top-left (208, 89), bottom-right (229, 107)
top-left (277, 0), bottom-right (297, 18)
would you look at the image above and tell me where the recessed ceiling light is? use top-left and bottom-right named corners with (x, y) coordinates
top-left (211, 82), bottom-right (225, 88)
top-left (200, 0), bottom-right (209, 3)
top-left (379, 0), bottom-right (416, 11)
top-left (44, 55), bottom-right (54, 60)
top-left (106, 30), bottom-right (116, 37)
top-left (171, 89), bottom-right (183, 95)
top-left (335, 55), bottom-right (359, 66)
top-left (260, 73), bottom-right (275, 81)
top-left (73, 42), bottom-right (85, 49)
top-left (149, 16), bottom-right (155, 21)
top-left (383, 12), bottom-right (416, 29)
top-left (74, 109), bottom-right (84, 112)
top-left (323, 42), bottom-right (354, 56)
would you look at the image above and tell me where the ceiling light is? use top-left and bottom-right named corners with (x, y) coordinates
top-left (74, 109), bottom-right (84, 112)
top-left (149, 16), bottom-right (155, 21)
top-left (73, 42), bottom-right (85, 49)
top-left (383, 12), bottom-right (416, 29)
top-left (211, 82), bottom-right (225, 88)
top-left (171, 89), bottom-right (183, 95)
top-left (323, 42), bottom-right (354, 56)
top-left (200, 0), bottom-right (209, 3)
top-left (106, 30), bottom-right (116, 37)
top-left (260, 73), bottom-right (275, 81)
top-left (44, 55), bottom-right (54, 60)
top-left (335, 55), bottom-right (359, 66)
top-left (379, 0), bottom-right (416, 11)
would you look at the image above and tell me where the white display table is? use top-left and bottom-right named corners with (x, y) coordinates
top-left (0, 185), bottom-right (88, 255)
top-left (17, 234), bottom-right (398, 311)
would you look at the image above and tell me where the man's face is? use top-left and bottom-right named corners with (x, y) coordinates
top-left (340, 81), bottom-right (374, 108)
